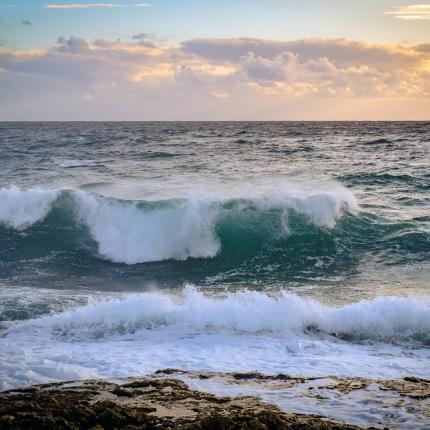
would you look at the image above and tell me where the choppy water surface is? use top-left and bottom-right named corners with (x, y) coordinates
top-left (0, 122), bottom-right (429, 403)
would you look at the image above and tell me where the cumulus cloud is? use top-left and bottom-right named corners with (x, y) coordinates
top-left (182, 38), bottom-right (422, 72)
top-left (0, 36), bottom-right (429, 120)
top-left (57, 35), bottom-right (90, 53)
top-left (45, 2), bottom-right (150, 9)
top-left (385, 4), bottom-right (430, 20)
top-left (132, 33), bottom-right (160, 48)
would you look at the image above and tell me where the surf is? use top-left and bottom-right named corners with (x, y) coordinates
top-left (2, 287), bottom-right (429, 391)
top-left (9, 287), bottom-right (430, 345)
top-left (0, 183), bottom-right (359, 264)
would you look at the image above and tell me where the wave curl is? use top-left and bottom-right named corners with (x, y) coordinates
top-left (0, 185), bottom-right (358, 264)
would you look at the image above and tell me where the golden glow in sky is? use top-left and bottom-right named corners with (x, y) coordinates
top-left (0, 1), bottom-right (429, 119)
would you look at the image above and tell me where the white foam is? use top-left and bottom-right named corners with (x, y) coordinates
top-left (14, 287), bottom-right (430, 342)
top-left (0, 186), bottom-right (60, 230)
top-left (74, 193), bottom-right (220, 264)
top-left (181, 374), bottom-right (430, 430)
top-left (58, 159), bottom-right (99, 168)
top-left (0, 180), bottom-right (359, 263)
top-left (1, 288), bottom-right (429, 391)
top-left (73, 181), bottom-right (358, 264)
top-left (279, 187), bottom-right (357, 228)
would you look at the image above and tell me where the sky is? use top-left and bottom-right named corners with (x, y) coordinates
top-left (0, 0), bottom-right (430, 120)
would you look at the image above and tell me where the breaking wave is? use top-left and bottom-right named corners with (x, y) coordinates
top-left (0, 185), bottom-right (358, 264)
top-left (0, 187), bottom-right (60, 230)
top-left (9, 288), bottom-right (430, 345)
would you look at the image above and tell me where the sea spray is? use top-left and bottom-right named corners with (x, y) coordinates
top-left (0, 187), bottom-right (60, 230)
top-left (9, 287), bottom-right (430, 344)
top-left (0, 122), bottom-right (429, 394)
top-left (0, 183), bottom-right (358, 264)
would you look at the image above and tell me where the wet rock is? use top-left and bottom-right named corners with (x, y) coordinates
top-left (111, 387), bottom-right (135, 398)
top-left (0, 375), bottom-right (375, 430)
top-left (380, 377), bottom-right (430, 399)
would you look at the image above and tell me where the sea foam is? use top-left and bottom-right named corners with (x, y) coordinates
top-left (12, 288), bottom-right (430, 344)
top-left (2, 288), bottom-right (430, 391)
top-left (0, 187), bottom-right (60, 230)
top-left (74, 192), bottom-right (220, 264)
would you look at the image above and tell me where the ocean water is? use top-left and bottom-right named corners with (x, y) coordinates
top-left (0, 121), bottom-right (429, 392)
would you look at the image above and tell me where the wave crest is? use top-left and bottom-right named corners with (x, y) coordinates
top-left (11, 288), bottom-right (430, 345)
top-left (0, 187), bottom-right (60, 230)
top-left (0, 184), bottom-right (358, 264)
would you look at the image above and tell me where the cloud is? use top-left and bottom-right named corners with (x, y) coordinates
top-left (45, 2), bottom-right (150, 9)
top-left (57, 36), bottom-right (90, 53)
top-left (0, 3), bottom-right (15, 7)
top-left (385, 4), bottom-right (430, 20)
top-left (0, 36), bottom-right (429, 120)
top-left (21, 20), bottom-right (33, 26)
top-left (182, 38), bottom-right (422, 72)
top-left (132, 33), bottom-right (152, 39)
top-left (415, 43), bottom-right (430, 52)
top-left (132, 33), bottom-right (159, 48)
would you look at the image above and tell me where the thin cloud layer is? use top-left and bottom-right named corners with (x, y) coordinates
top-left (1, 36), bottom-right (429, 119)
top-left (385, 4), bottom-right (430, 20)
top-left (45, 3), bottom-right (150, 9)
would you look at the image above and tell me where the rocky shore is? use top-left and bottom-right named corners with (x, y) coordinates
top-left (1, 371), bottom-right (429, 430)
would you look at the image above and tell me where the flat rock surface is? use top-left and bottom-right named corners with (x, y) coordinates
top-left (0, 374), bottom-right (367, 430)
top-left (2, 371), bottom-right (430, 430)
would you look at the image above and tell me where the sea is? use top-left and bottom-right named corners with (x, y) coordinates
top-left (0, 122), bottom-right (429, 402)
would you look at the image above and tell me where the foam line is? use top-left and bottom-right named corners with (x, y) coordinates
top-left (12, 288), bottom-right (430, 344)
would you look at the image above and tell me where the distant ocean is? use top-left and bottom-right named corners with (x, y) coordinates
top-left (0, 121), bottom-right (429, 391)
